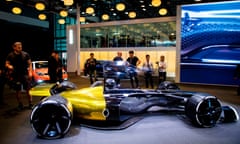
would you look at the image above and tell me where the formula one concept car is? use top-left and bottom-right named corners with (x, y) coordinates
top-left (29, 61), bottom-right (239, 139)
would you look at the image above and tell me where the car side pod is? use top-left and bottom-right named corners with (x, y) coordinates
top-left (185, 95), bottom-right (222, 127)
top-left (30, 95), bottom-right (73, 139)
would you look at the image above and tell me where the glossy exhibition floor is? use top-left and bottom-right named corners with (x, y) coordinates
top-left (0, 74), bottom-right (239, 144)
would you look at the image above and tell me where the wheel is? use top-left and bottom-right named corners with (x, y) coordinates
top-left (30, 96), bottom-right (72, 139)
top-left (185, 95), bottom-right (222, 127)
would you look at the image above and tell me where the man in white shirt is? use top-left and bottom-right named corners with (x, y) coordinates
top-left (142, 54), bottom-right (154, 88)
top-left (158, 55), bottom-right (167, 85)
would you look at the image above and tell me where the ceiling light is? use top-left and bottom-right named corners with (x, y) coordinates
top-left (63, 0), bottom-right (74, 6)
top-left (159, 8), bottom-right (167, 15)
top-left (5, 0), bottom-right (13, 1)
top-left (12, 7), bottom-right (22, 14)
top-left (58, 19), bottom-right (65, 24)
top-left (79, 17), bottom-right (86, 22)
top-left (102, 14), bottom-right (109, 21)
top-left (60, 10), bottom-right (68, 17)
top-left (151, 0), bottom-right (161, 7)
top-left (38, 14), bottom-right (46, 20)
top-left (128, 11), bottom-right (136, 18)
top-left (116, 3), bottom-right (126, 11)
top-left (35, 2), bottom-right (45, 11)
top-left (86, 7), bottom-right (94, 14)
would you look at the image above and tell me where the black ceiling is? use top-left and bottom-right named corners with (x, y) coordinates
top-left (1, 0), bottom-right (233, 22)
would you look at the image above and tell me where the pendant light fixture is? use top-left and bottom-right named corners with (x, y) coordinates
top-left (63, 0), bottom-right (74, 6)
top-left (159, 8), bottom-right (167, 15)
top-left (35, 2), bottom-right (45, 11)
top-left (116, 3), bottom-right (126, 11)
top-left (102, 14), bottom-right (109, 20)
top-left (60, 10), bottom-right (68, 17)
top-left (151, 0), bottom-right (161, 7)
top-left (128, 11), bottom-right (136, 18)
top-left (38, 13), bottom-right (47, 20)
top-left (86, 7), bottom-right (94, 14)
top-left (12, 7), bottom-right (22, 14)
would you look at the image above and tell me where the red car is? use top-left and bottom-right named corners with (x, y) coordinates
top-left (32, 61), bottom-right (68, 83)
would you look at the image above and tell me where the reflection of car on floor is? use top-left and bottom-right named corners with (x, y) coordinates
top-left (29, 61), bottom-right (239, 139)
top-left (32, 61), bottom-right (68, 83)
top-left (181, 45), bottom-right (240, 85)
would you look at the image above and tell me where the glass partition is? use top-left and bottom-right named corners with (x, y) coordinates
top-left (80, 17), bottom-right (176, 48)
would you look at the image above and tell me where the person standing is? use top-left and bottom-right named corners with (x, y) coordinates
top-left (126, 50), bottom-right (141, 88)
top-left (55, 53), bottom-right (63, 82)
top-left (142, 54), bottom-right (154, 89)
top-left (85, 53), bottom-right (97, 84)
top-left (48, 51), bottom-right (58, 83)
top-left (5, 41), bottom-right (33, 109)
top-left (157, 55), bottom-right (167, 85)
top-left (113, 51), bottom-right (123, 61)
top-left (113, 52), bottom-right (123, 87)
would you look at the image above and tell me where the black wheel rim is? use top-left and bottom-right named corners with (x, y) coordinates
top-left (30, 103), bottom-right (72, 139)
top-left (196, 97), bottom-right (222, 127)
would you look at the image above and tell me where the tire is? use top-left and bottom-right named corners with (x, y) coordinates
top-left (185, 95), bottom-right (222, 127)
top-left (30, 95), bottom-right (73, 139)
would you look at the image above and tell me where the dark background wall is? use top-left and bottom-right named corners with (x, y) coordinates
top-left (0, 19), bottom-right (53, 67)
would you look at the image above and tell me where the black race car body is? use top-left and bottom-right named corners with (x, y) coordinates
top-left (29, 62), bottom-right (239, 139)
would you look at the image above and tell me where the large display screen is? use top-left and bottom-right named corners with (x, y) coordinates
top-left (179, 1), bottom-right (240, 85)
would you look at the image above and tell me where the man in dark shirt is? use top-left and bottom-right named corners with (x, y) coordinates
top-left (5, 41), bottom-right (33, 109)
top-left (48, 51), bottom-right (58, 83)
top-left (126, 50), bottom-right (141, 88)
top-left (113, 51), bottom-right (123, 61)
top-left (85, 53), bottom-right (97, 84)
top-left (48, 51), bottom-right (63, 83)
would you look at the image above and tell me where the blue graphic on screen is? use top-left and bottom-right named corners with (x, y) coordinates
top-left (180, 1), bottom-right (240, 85)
